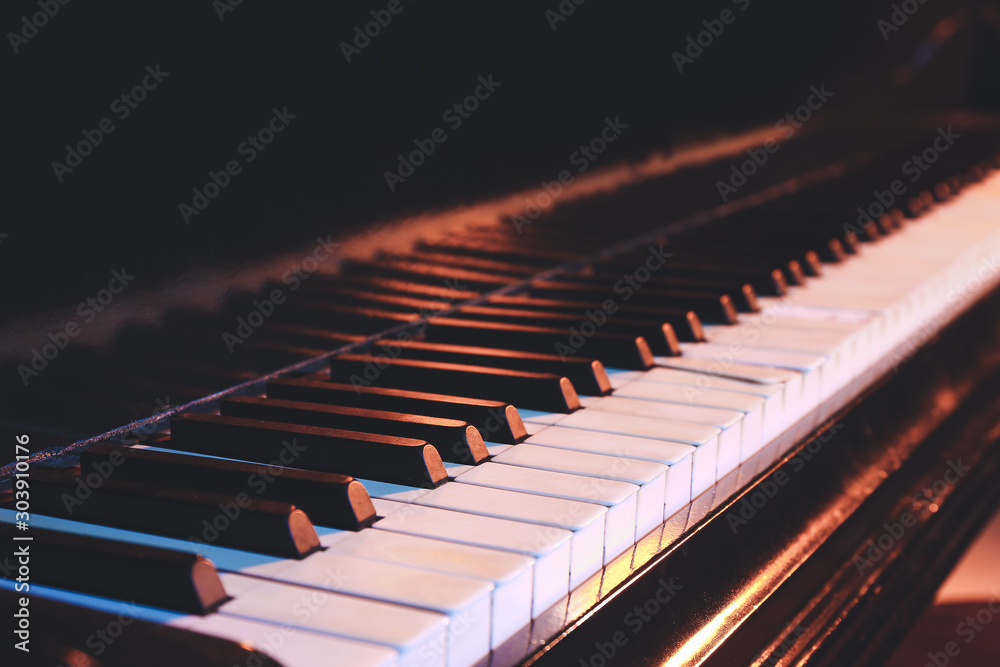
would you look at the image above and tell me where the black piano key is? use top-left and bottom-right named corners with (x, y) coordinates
top-left (418, 240), bottom-right (577, 266)
top-left (527, 281), bottom-right (740, 324)
top-left (656, 249), bottom-right (807, 286)
top-left (220, 395), bottom-right (489, 464)
top-left (559, 271), bottom-right (761, 313)
top-left (30, 469), bottom-right (321, 559)
top-left (0, 523), bottom-right (228, 614)
top-left (169, 413), bottom-right (447, 488)
top-left (487, 294), bottom-right (707, 342)
top-left (375, 339), bottom-right (613, 395)
top-left (81, 444), bottom-right (377, 530)
top-left (345, 260), bottom-right (511, 291)
top-left (401, 251), bottom-right (539, 277)
top-left (265, 377), bottom-right (528, 443)
top-left (590, 259), bottom-right (789, 296)
top-left (284, 302), bottom-right (418, 334)
top-left (452, 305), bottom-right (681, 356)
top-left (320, 274), bottom-right (482, 301)
top-left (327, 354), bottom-right (581, 413)
top-left (1, 589), bottom-right (283, 667)
top-left (304, 286), bottom-right (454, 313)
top-left (423, 317), bottom-right (656, 369)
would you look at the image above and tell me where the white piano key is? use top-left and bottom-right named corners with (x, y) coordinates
top-left (582, 395), bottom-right (743, 479)
top-left (655, 356), bottom-right (803, 430)
top-left (0, 580), bottom-right (400, 667)
top-left (611, 379), bottom-right (765, 461)
top-left (354, 476), bottom-right (605, 594)
top-left (319, 527), bottom-right (534, 649)
top-left (453, 461), bottom-right (639, 563)
top-left (272, 551), bottom-right (493, 667)
top-left (671, 343), bottom-right (824, 423)
top-left (176, 613), bottom-right (401, 667)
top-left (219, 573), bottom-right (447, 667)
top-left (414, 482), bottom-right (606, 591)
top-left (371, 498), bottom-right (572, 617)
top-left (632, 366), bottom-right (786, 443)
top-left (491, 443), bottom-right (667, 540)
top-left (550, 409), bottom-right (720, 497)
top-left (524, 425), bottom-right (694, 518)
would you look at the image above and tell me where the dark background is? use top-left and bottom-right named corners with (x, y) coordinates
top-left (3, 0), bottom-right (1000, 446)
top-left (4, 0), bottom-right (996, 319)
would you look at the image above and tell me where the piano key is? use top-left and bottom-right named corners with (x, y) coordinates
top-left (543, 409), bottom-right (721, 497)
top-left (218, 573), bottom-right (449, 667)
top-left (611, 379), bottom-right (766, 460)
top-left (581, 395), bottom-right (745, 477)
top-left (527, 281), bottom-right (740, 324)
top-left (30, 468), bottom-right (322, 559)
top-left (424, 317), bottom-right (656, 370)
top-left (1, 507), bottom-right (302, 582)
top-left (346, 260), bottom-right (511, 291)
top-left (490, 443), bottom-right (668, 539)
top-left (404, 250), bottom-right (539, 276)
top-left (326, 354), bottom-right (581, 413)
top-left (0, 587), bottom-right (293, 667)
top-left (219, 395), bottom-right (489, 465)
top-left (672, 343), bottom-right (826, 419)
top-left (266, 377), bottom-right (528, 444)
top-left (487, 294), bottom-right (707, 342)
top-left (0, 521), bottom-right (228, 614)
top-left (320, 528), bottom-right (534, 649)
top-left (453, 462), bottom-right (639, 564)
top-left (412, 483), bottom-right (606, 591)
top-left (3, 582), bottom-right (401, 667)
top-left (450, 305), bottom-right (681, 356)
top-left (655, 357), bottom-right (803, 430)
top-left (320, 274), bottom-right (481, 301)
top-left (347, 476), bottom-right (605, 593)
top-left (556, 272), bottom-right (761, 313)
top-left (589, 259), bottom-right (789, 296)
top-left (168, 413), bottom-right (448, 488)
top-left (523, 425), bottom-right (695, 518)
top-left (80, 444), bottom-right (377, 530)
top-left (377, 339), bottom-right (613, 395)
top-left (371, 498), bottom-right (574, 617)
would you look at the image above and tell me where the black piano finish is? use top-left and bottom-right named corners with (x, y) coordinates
top-left (526, 284), bottom-right (1000, 667)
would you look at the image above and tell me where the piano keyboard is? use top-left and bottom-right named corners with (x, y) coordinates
top-left (5, 149), bottom-right (1000, 667)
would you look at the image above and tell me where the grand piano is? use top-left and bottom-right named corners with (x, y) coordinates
top-left (3, 2), bottom-right (1000, 666)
